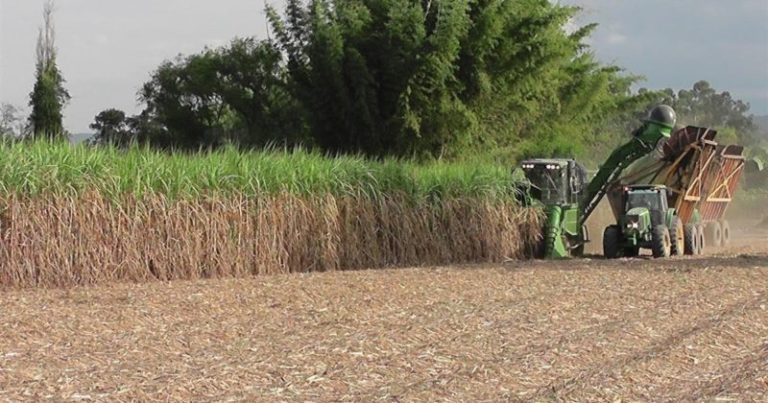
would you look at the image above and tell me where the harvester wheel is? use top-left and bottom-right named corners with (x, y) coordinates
top-left (684, 224), bottom-right (699, 255)
top-left (696, 225), bottom-right (706, 255)
top-left (719, 219), bottom-right (731, 247)
top-left (651, 225), bottom-right (672, 258)
top-left (532, 237), bottom-right (546, 259)
top-left (603, 226), bottom-right (621, 259)
top-left (670, 217), bottom-right (685, 256)
top-left (704, 222), bottom-right (722, 248)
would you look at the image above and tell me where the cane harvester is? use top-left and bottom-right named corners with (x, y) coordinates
top-left (515, 105), bottom-right (746, 259)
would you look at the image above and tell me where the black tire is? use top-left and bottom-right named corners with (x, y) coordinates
top-left (651, 225), bottom-right (672, 258)
top-left (532, 237), bottom-right (546, 259)
top-left (624, 246), bottom-right (640, 258)
top-left (670, 217), bottom-right (685, 256)
top-left (720, 219), bottom-right (731, 247)
top-left (704, 221), bottom-right (722, 248)
top-left (684, 224), bottom-right (699, 255)
top-left (603, 226), bottom-right (622, 259)
top-left (697, 225), bottom-right (706, 255)
top-left (571, 242), bottom-right (585, 257)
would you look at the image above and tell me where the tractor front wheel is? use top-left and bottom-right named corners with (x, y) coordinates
top-left (571, 242), bottom-right (585, 257)
top-left (651, 225), bottom-right (672, 258)
top-left (603, 226), bottom-right (621, 259)
top-left (624, 246), bottom-right (640, 258)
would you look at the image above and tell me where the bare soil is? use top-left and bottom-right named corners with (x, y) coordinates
top-left (0, 228), bottom-right (766, 401)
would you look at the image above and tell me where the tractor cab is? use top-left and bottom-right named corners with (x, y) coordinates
top-left (623, 185), bottom-right (669, 226)
top-left (519, 159), bottom-right (588, 206)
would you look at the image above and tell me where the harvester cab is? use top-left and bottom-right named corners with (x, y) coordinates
top-left (603, 185), bottom-right (684, 259)
top-left (517, 159), bottom-right (589, 258)
top-left (518, 159), bottom-right (587, 205)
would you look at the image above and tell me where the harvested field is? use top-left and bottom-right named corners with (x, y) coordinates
top-left (1, 227), bottom-right (766, 401)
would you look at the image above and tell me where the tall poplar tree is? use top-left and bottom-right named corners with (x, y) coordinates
top-left (28, 0), bottom-right (70, 140)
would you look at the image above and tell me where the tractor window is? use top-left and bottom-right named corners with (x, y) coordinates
top-left (626, 192), bottom-right (662, 211)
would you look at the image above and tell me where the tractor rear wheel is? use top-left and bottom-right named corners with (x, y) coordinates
top-left (670, 217), bottom-right (684, 256)
top-left (603, 226), bottom-right (621, 259)
top-left (684, 224), bottom-right (699, 255)
top-left (704, 221), bottom-right (722, 248)
top-left (697, 225), bottom-right (706, 255)
top-left (651, 225), bottom-right (672, 258)
top-left (719, 219), bottom-right (731, 247)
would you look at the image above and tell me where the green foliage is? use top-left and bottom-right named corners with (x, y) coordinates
top-left (138, 38), bottom-right (307, 150)
top-left (0, 140), bottom-right (518, 201)
top-left (637, 80), bottom-right (756, 145)
top-left (90, 108), bottom-right (129, 146)
top-left (28, 1), bottom-right (69, 141)
top-left (264, 0), bottom-right (642, 159)
top-left (106, 0), bottom-right (648, 160)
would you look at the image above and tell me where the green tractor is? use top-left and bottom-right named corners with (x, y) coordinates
top-left (602, 185), bottom-right (685, 258)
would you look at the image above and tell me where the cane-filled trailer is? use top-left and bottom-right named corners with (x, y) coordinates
top-left (601, 126), bottom-right (746, 257)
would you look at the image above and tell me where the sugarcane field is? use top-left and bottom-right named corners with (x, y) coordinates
top-left (1, 0), bottom-right (767, 401)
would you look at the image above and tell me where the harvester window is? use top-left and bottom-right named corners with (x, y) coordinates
top-left (525, 167), bottom-right (566, 205)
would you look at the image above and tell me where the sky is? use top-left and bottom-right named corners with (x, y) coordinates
top-left (0, 0), bottom-right (767, 133)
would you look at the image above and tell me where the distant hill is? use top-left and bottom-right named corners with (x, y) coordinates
top-left (70, 132), bottom-right (93, 144)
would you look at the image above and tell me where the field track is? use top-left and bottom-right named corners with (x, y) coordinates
top-left (0, 227), bottom-right (766, 401)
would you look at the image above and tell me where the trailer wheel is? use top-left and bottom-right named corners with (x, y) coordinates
top-left (696, 225), bottom-right (706, 255)
top-left (719, 219), bottom-right (731, 247)
top-left (684, 224), bottom-right (699, 255)
top-left (670, 217), bottom-right (685, 256)
top-left (704, 221), bottom-right (722, 248)
top-left (603, 226), bottom-right (621, 259)
top-left (651, 225), bottom-right (672, 258)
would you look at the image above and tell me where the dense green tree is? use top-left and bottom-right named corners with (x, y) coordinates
top-left (28, 1), bottom-right (70, 140)
top-left (266, 0), bottom-right (645, 159)
top-left (139, 38), bottom-right (307, 150)
top-left (90, 108), bottom-right (129, 146)
top-left (127, 0), bottom-right (650, 158)
top-left (636, 80), bottom-right (756, 145)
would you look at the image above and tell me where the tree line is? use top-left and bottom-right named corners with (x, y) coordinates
top-left (92, 0), bottom-right (647, 160)
top-left (2, 0), bottom-right (762, 163)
